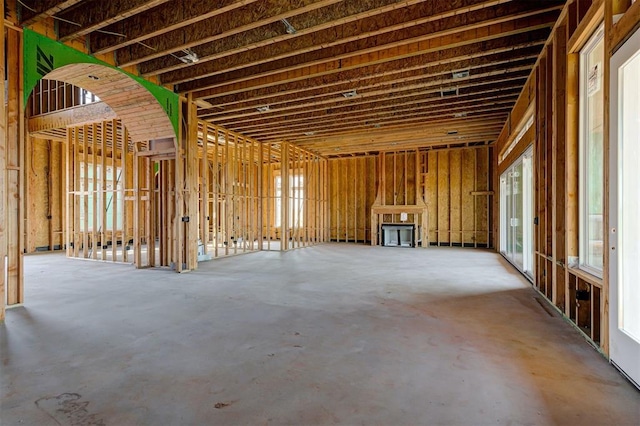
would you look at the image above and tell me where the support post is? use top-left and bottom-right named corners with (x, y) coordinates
top-left (6, 27), bottom-right (25, 306)
top-left (0, 1), bottom-right (6, 320)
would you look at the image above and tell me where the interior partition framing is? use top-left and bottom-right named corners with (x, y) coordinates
top-left (261, 141), bottom-right (329, 251)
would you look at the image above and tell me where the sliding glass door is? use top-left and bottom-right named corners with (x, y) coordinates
top-left (500, 147), bottom-right (533, 277)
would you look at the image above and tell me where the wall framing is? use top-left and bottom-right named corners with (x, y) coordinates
top-left (495, 0), bottom-right (640, 356)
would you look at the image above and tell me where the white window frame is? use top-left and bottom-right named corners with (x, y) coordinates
top-left (499, 146), bottom-right (534, 278)
top-left (274, 173), bottom-right (304, 228)
top-left (578, 24), bottom-right (605, 278)
top-left (79, 163), bottom-right (123, 232)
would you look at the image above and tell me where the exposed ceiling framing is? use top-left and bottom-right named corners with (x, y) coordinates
top-left (19, 0), bottom-right (565, 157)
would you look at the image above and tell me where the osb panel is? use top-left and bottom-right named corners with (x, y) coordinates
top-left (328, 156), bottom-right (376, 242)
top-left (423, 146), bottom-right (491, 246)
top-left (27, 138), bottom-right (53, 251)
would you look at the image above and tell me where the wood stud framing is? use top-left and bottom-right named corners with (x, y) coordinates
top-left (0, 0), bottom-right (5, 320)
top-left (493, 0), bottom-right (640, 356)
top-left (329, 146), bottom-right (492, 248)
top-left (15, 0), bottom-right (566, 157)
top-left (5, 0), bottom-right (637, 363)
top-left (261, 141), bottom-right (328, 251)
top-left (64, 121), bottom-right (141, 264)
top-left (6, 23), bottom-right (25, 309)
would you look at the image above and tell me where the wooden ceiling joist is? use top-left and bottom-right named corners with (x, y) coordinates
top-left (114, 0), bottom-right (343, 68)
top-left (187, 11), bottom-right (560, 98)
top-left (17, 0), bottom-right (84, 26)
top-left (138, 0), bottom-right (430, 78)
top-left (217, 74), bottom-right (529, 132)
top-left (56, 0), bottom-right (171, 42)
top-left (166, 2), bottom-right (556, 88)
top-left (21, 0), bottom-right (569, 156)
top-left (90, 0), bottom-right (261, 55)
top-left (255, 95), bottom-right (516, 132)
top-left (199, 48), bottom-right (539, 118)
top-left (207, 62), bottom-right (534, 125)
top-left (243, 99), bottom-right (518, 140)
top-left (153, 0), bottom-right (513, 83)
top-left (256, 109), bottom-right (511, 142)
top-left (197, 31), bottom-right (549, 109)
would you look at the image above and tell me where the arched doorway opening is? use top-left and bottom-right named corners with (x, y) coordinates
top-left (26, 63), bottom-right (180, 270)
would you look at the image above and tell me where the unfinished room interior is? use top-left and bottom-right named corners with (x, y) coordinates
top-left (1, 0), bottom-right (639, 424)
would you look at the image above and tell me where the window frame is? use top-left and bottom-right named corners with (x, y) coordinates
top-left (274, 173), bottom-right (305, 228)
top-left (578, 24), bottom-right (605, 278)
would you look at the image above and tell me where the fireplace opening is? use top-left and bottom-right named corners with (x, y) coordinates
top-left (381, 224), bottom-right (415, 248)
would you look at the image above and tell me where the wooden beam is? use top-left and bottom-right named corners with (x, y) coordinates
top-left (197, 31), bottom-right (548, 107)
top-left (114, 0), bottom-right (342, 67)
top-left (57, 0), bottom-right (171, 42)
top-left (139, 0), bottom-right (431, 77)
top-left (200, 46), bottom-right (540, 118)
top-left (183, 7), bottom-right (561, 95)
top-left (252, 108), bottom-right (511, 144)
top-left (219, 70), bottom-right (530, 130)
top-left (0, 0), bottom-right (5, 320)
top-left (239, 94), bottom-right (519, 139)
top-left (6, 27), bottom-right (24, 306)
top-left (18, 0), bottom-right (84, 26)
top-left (209, 60), bottom-right (534, 124)
top-left (610, 0), bottom-right (640, 52)
top-left (101, 121), bottom-right (107, 261)
top-left (186, 97), bottom-right (199, 270)
top-left (28, 101), bottom-right (117, 133)
top-left (91, 0), bottom-right (261, 55)
top-left (154, 0), bottom-right (513, 82)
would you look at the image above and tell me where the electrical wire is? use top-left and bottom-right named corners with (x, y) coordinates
top-left (16, 0), bottom-right (36, 12)
top-left (18, 1), bottom-right (165, 67)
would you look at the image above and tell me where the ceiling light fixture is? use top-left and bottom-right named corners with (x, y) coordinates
top-left (256, 105), bottom-right (270, 113)
top-left (178, 48), bottom-right (200, 64)
top-left (195, 99), bottom-right (214, 109)
top-left (342, 90), bottom-right (358, 98)
top-left (452, 69), bottom-right (470, 79)
top-left (441, 87), bottom-right (458, 97)
top-left (454, 112), bottom-right (467, 118)
top-left (447, 130), bottom-right (459, 135)
top-left (281, 18), bottom-right (297, 34)
top-left (88, 75), bottom-right (100, 80)
top-left (304, 131), bottom-right (316, 136)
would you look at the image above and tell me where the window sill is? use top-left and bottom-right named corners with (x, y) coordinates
top-left (568, 267), bottom-right (604, 288)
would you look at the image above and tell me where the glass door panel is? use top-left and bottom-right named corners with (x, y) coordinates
top-left (500, 147), bottom-right (533, 277)
top-left (610, 26), bottom-right (640, 388)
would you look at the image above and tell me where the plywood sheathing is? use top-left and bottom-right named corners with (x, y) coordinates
top-left (329, 146), bottom-right (491, 247)
top-left (46, 64), bottom-right (174, 142)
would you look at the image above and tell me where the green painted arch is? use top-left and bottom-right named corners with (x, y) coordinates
top-left (23, 28), bottom-right (179, 139)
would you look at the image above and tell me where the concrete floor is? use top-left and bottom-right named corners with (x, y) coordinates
top-left (1, 244), bottom-right (639, 426)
